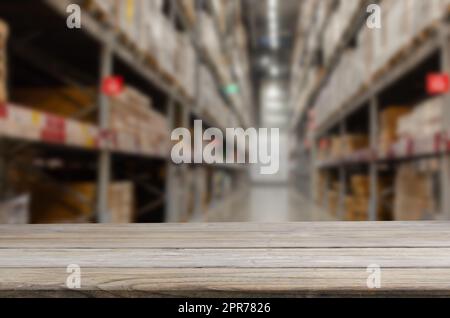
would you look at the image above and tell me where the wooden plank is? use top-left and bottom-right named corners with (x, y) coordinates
top-left (1, 248), bottom-right (450, 268)
top-left (0, 222), bottom-right (449, 248)
top-left (1, 268), bottom-right (450, 298)
top-left (1, 223), bottom-right (450, 297)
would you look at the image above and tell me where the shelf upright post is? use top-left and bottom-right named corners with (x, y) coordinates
top-left (194, 0), bottom-right (203, 112)
top-left (180, 104), bottom-right (191, 222)
top-left (368, 96), bottom-right (379, 221)
top-left (338, 116), bottom-right (347, 220)
top-left (190, 0), bottom-right (206, 222)
top-left (310, 134), bottom-right (318, 203)
top-left (165, 0), bottom-right (179, 223)
top-left (165, 97), bottom-right (178, 222)
top-left (96, 36), bottom-right (114, 223)
top-left (439, 22), bottom-right (450, 219)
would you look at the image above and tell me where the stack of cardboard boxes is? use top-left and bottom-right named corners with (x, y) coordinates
top-left (108, 182), bottom-right (135, 223)
top-left (378, 106), bottom-right (411, 155)
top-left (313, 0), bottom-right (450, 129)
top-left (176, 34), bottom-right (196, 99)
top-left (343, 135), bottom-right (369, 155)
top-left (345, 175), bottom-right (392, 221)
top-left (29, 182), bottom-right (134, 224)
top-left (11, 85), bottom-right (169, 156)
top-left (11, 87), bottom-right (99, 149)
top-left (322, 0), bottom-right (362, 63)
top-left (322, 134), bottom-right (369, 160)
top-left (86, 1), bottom-right (246, 126)
top-left (13, 87), bottom-right (96, 121)
top-left (394, 164), bottom-right (436, 220)
top-left (87, 0), bottom-right (196, 99)
top-left (397, 96), bottom-right (445, 140)
top-left (109, 86), bottom-right (169, 157)
top-left (0, 103), bottom-right (100, 149)
top-left (314, 171), bottom-right (327, 205)
top-left (7, 160), bottom-right (135, 224)
top-left (327, 182), bottom-right (340, 217)
top-left (198, 66), bottom-right (231, 129)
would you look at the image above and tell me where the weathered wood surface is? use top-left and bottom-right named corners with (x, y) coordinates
top-left (1, 222), bottom-right (450, 297)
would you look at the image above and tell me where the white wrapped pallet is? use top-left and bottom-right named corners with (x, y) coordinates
top-left (117, 0), bottom-right (141, 45)
top-left (161, 19), bottom-right (177, 76)
top-left (176, 34), bottom-right (196, 99)
top-left (90, 0), bottom-right (118, 24)
top-left (397, 96), bottom-right (446, 139)
top-left (357, 26), bottom-right (374, 84)
top-left (142, 0), bottom-right (164, 57)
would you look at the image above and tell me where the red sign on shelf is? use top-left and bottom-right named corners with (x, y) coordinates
top-left (426, 73), bottom-right (450, 95)
top-left (0, 104), bottom-right (8, 118)
top-left (319, 138), bottom-right (329, 150)
top-left (102, 76), bottom-right (124, 96)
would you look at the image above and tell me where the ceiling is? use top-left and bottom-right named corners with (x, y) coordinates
top-left (243, 0), bottom-right (300, 128)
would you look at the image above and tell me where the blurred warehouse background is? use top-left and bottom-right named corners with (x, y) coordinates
top-left (0, 0), bottom-right (449, 224)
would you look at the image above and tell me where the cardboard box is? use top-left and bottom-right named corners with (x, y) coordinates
top-left (342, 134), bottom-right (369, 155)
top-left (397, 96), bottom-right (445, 139)
top-left (13, 87), bottom-right (96, 123)
top-left (394, 164), bottom-right (436, 220)
top-left (108, 182), bottom-right (135, 223)
top-left (30, 182), bottom-right (134, 224)
top-left (328, 190), bottom-right (339, 216)
top-left (109, 86), bottom-right (169, 156)
top-left (345, 175), bottom-right (393, 221)
top-left (379, 106), bottom-right (411, 153)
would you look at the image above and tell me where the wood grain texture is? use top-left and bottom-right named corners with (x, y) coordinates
top-left (1, 222), bottom-right (450, 297)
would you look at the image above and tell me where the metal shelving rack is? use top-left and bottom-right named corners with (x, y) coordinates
top-left (0, 0), bottom-right (251, 223)
top-left (290, 4), bottom-right (450, 221)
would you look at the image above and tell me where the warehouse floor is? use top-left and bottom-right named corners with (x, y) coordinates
top-left (208, 186), bottom-right (333, 223)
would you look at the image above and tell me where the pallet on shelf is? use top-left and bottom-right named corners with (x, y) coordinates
top-left (178, 0), bottom-right (196, 26)
top-left (372, 21), bottom-right (441, 83)
top-left (108, 86), bottom-right (170, 157)
top-left (12, 86), bottom-right (97, 123)
top-left (0, 103), bottom-right (100, 149)
top-left (312, 0), bottom-right (450, 133)
top-left (83, 0), bottom-right (118, 27)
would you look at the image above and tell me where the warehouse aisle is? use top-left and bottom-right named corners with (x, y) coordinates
top-left (208, 186), bottom-right (333, 223)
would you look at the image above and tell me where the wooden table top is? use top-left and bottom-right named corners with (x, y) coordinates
top-left (1, 222), bottom-right (450, 297)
